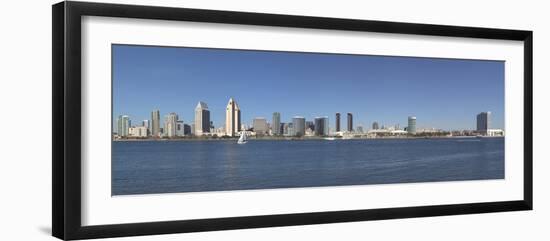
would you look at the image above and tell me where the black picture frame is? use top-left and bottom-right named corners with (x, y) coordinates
top-left (52, 1), bottom-right (533, 240)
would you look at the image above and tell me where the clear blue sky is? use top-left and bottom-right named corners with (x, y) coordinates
top-left (113, 44), bottom-right (504, 131)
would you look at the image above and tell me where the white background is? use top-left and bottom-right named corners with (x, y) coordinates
top-left (82, 15), bottom-right (524, 226)
top-left (0, 0), bottom-right (548, 240)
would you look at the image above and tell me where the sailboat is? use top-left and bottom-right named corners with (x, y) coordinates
top-left (237, 130), bottom-right (247, 144)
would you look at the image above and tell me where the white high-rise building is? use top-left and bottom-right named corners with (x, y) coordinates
top-left (194, 101), bottom-right (210, 136)
top-left (225, 98), bottom-right (241, 137)
top-left (164, 113), bottom-right (178, 137)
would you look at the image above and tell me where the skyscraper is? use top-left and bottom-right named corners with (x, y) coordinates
top-left (117, 115), bottom-right (131, 137)
top-left (408, 116), bottom-right (417, 134)
top-left (176, 120), bottom-right (184, 136)
top-left (183, 124), bottom-right (191, 135)
top-left (151, 110), bottom-right (160, 137)
top-left (372, 121), bottom-right (379, 130)
top-left (253, 117), bottom-right (268, 135)
top-left (164, 112), bottom-right (178, 137)
top-left (282, 122), bottom-right (289, 136)
top-left (142, 120), bottom-right (150, 136)
top-left (292, 116), bottom-right (306, 137)
top-left (347, 113), bottom-right (353, 132)
top-left (288, 123), bottom-right (294, 136)
top-left (476, 111), bottom-right (491, 131)
top-left (335, 113), bottom-right (341, 132)
top-left (225, 98), bottom-right (241, 137)
top-left (194, 101), bottom-right (210, 135)
top-left (272, 112), bottom-right (281, 135)
top-left (314, 117), bottom-right (329, 136)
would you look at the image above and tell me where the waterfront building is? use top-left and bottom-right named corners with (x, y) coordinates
top-left (142, 120), bottom-right (150, 136)
top-left (117, 115), bottom-right (131, 137)
top-left (335, 113), bottom-right (341, 132)
top-left (151, 110), bottom-right (160, 137)
top-left (314, 116), bottom-right (329, 136)
top-left (164, 112), bottom-right (178, 137)
top-left (347, 113), bottom-right (353, 132)
top-left (486, 129), bottom-right (505, 136)
top-left (372, 121), bottom-right (379, 130)
top-left (357, 125), bottom-right (364, 133)
top-left (210, 121), bottom-right (215, 133)
top-left (408, 116), bottom-right (417, 134)
top-left (476, 111), bottom-right (491, 132)
top-left (305, 127), bottom-right (314, 136)
top-left (194, 101), bottom-right (211, 135)
top-left (253, 117), bottom-right (268, 136)
top-left (272, 112), bottom-right (281, 135)
top-left (288, 123), bottom-right (294, 136)
top-left (305, 121), bottom-right (315, 131)
top-left (292, 116), bottom-right (306, 137)
top-left (176, 120), bottom-right (184, 136)
top-left (282, 122), bottom-right (289, 136)
top-left (190, 123), bottom-right (195, 135)
top-left (225, 98), bottom-right (241, 137)
top-left (183, 124), bottom-right (191, 135)
top-left (129, 126), bottom-right (147, 137)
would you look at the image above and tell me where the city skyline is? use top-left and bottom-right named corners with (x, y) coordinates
top-left (115, 102), bottom-right (500, 137)
top-left (113, 44), bottom-right (505, 130)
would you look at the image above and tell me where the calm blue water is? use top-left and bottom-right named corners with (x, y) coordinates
top-left (112, 138), bottom-right (504, 195)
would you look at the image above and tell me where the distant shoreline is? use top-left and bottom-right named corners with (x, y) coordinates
top-left (113, 135), bottom-right (504, 142)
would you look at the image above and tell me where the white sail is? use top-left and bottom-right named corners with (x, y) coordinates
top-left (237, 131), bottom-right (247, 144)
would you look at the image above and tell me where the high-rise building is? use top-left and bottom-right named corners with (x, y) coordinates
top-left (347, 113), bottom-right (353, 132)
top-left (183, 124), bottom-right (192, 135)
top-left (408, 116), bottom-right (417, 134)
top-left (372, 121), bottom-right (379, 130)
top-left (194, 101), bottom-right (210, 135)
top-left (314, 117), bottom-right (329, 136)
top-left (288, 123), bottom-right (294, 136)
top-left (117, 115), bottom-right (131, 137)
top-left (142, 120), bottom-right (150, 136)
top-left (253, 117), bottom-right (268, 135)
top-left (335, 113), bottom-right (341, 132)
top-left (176, 120), bottom-right (184, 136)
top-left (164, 113), bottom-right (178, 137)
top-left (292, 116), bottom-right (306, 137)
top-left (272, 112), bottom-right (281, 135)
top-left (282, 122), bottom-right (289, 136)
top-left (151, 110), bottom-right (160, 137)
top-left (476, 111), bottom-right (491, 132)
top-left (225, 98), bottom-right (241, 137)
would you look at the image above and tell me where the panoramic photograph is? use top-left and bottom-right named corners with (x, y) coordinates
top-left (112, 44), bottom-right (505, 196)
